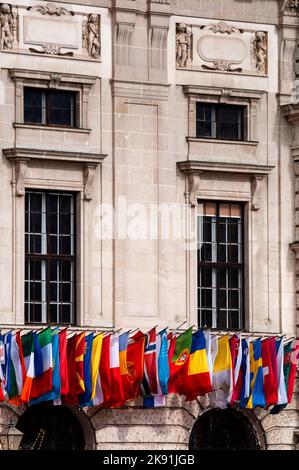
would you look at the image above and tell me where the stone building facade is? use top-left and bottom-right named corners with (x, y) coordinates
top-left (0, 0), bottom-right (298, 450)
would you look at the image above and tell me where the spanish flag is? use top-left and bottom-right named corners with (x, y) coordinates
top-left (184, 330), bottom-right (212, 400)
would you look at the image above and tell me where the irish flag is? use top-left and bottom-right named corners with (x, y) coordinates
top-left (21, 332), bottom-right (35, 402)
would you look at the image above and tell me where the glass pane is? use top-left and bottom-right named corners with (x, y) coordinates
top-left (61, 261), bottom-right (71, 282)
top-left (228, 311), bottom-right (240, 330)
top-left (49, 304), bottom-right (58, 324)
top-left (49, 260), bottom-right (58, 282)
top-left (24, 88), bottom-right (43, 107)
top-left (24, 107), bottom-right (43, 124)
top-left (60, 214), bottom-right (71, 235)
top-left (49, 283), bottom-right (58, 302)
top-left (48, 109), bottom-right (73, 127)
top-left (48, 235), bottom-right (58, 255)
top-left (199, 309), bottom-right (212, 328)
top-left (217, 311), bottom-right (227, 329)
top-left (61, 283), bottom-right (71, 302)
top-left (32, 303), bottom-right (42, 323)
top-left (61, 304), bottom-right (71, 324)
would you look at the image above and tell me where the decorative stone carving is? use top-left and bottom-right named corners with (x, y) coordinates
top-left (176, 23), bottom-right (192, 68)
top-left (282, 0), bottom-right (299, 16)
top-left (202, 60), bottom-right (242, 72)
top-left (220, 89), bottom-right (232, 103)
top-left (83, 164), bottom-right (97, 201)
top-left (0, 3), bottom-right (13, 50)
top-left (83, 14), bottom-right (100, 60)
top-left (28, 2), bottom-right (72, 16)
top-left (252, 31), bottom-right (267, 74)
top-left (203, 22), bottom-right (240, 35)
top-left (251, 175), bottom-right (264, 210)
top-left (150, 26), bottom-right (168, 68)
top-left (116, 22), bottom-right (134, 65)
top-left (187, 173), bottom-right (201, 206)
top-left (29, 43), bottom-right (73, 56)
top-left (49, 73), bottom-right (62, 88)
top-left (14, 159), bottom-right (28, 197)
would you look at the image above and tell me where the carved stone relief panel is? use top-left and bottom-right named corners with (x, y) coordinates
top-left (176, 20), bottom-right (268, 76)
top-left (282, 0), bottom-right (299, 16)
top-left (3, 2), bottom-right (102, 61)
top-left (0, 3), bottom-right (18, 51)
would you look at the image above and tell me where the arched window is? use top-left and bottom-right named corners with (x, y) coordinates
top-left (189, 408), bottom-right (261, 450)
top-left (17, 403), bottom-right (85, 450)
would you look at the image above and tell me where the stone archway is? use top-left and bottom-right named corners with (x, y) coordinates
top-left (16, 403), bottom-right (88, 450)
top-left (189, 408), bottom-right (264, 450)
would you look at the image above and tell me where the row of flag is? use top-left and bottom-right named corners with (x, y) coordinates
top-left (0, 326), bottom-right (298, 412)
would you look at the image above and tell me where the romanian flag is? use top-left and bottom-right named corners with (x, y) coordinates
top-left (184, 330), bottom-right (212, 400)
top-left (168, 328), bottom-right (192, 395)
top-left (30, 328), bottom-right (53, 400)
top-left (246, 338), bottom-right (265, 409)
top-left (261, 337), bottom-right (278, 407)
top-left (90, 333), bottom-right (103, 402)
top-left (126, 332), bottom-right (145, 400)
top-left (79, 333), bottom-right (94, 406)
top-left (119, 331), bottom-right (132, 402)
top-left (93, 334), bottom-right (111, 406)
top-left (209, 336), bottom-right (233, 408)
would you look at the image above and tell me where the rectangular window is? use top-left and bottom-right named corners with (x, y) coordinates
top-left (25, 190), bottom-right (76, 324)
top-left (197, 202), bottom-right (244, 330)
top-left (24, 87), bottom-right (77, 128)
top-left (196, 103), bottom-right (245, 141)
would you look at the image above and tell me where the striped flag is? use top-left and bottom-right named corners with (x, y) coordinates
top-left (142, 328), bottom-right (158, 395)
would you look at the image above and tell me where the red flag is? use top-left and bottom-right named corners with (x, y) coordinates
top-left (59, 330), bottom-right (69, 395)
top-left (62, 333), bottom-right (85, 405)
top-left (262, 337), bottom-right (278, 407)
top-left (108, 335), bottom-right (125, 408)
top-left (126, 333), bottom-right (145, 400)
top-left (74, 332), bottom-right (86, 395)
top-left (16, 331), bottom-right (26, 385)
top-left (142, 327), bottom-right (158, 395)
top-left (119, 332), bottom-right (132, 403)
top-left (168, 329), bottom-right (192, 395)
top-left (285, 339), bottom-right (299, 403)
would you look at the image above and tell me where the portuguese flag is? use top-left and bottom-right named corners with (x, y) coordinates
top-left (168, 328), bottom-right (193, 395)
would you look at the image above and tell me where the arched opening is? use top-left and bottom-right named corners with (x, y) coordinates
top-left (17, 403), bottom-right (85, 450)
top-left (189, 408), bottom-right (262, 450)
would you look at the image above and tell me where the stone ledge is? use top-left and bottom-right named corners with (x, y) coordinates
top-left (13, 123), bottom-right (91, 134)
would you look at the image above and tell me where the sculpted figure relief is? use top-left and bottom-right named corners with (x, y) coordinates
top-left (0, 3), bottom-right (13, 50)
top-left (84, 14), bottom-right (100, 59)
top-left (253, 31), bottom-right (267, 74)
top-left (176, 23), bottom-right (192, 68)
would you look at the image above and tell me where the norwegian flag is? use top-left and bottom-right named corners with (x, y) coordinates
top-left (142, 328), bottom-right (158, 395)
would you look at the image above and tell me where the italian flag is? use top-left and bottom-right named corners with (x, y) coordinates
top-left (21, 330), bottom-right (53, 402)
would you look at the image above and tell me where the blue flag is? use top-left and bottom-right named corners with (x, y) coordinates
top-left (30, 328), bottom-right (60, 405)
top-left (246, 338), bottom-right (265, 409)
top-left (157, 329), bottom-right (169, 395)
top-left (79, 333), bottom-right (93, 406)
top-left (240, 338), bottom-right (251, 408)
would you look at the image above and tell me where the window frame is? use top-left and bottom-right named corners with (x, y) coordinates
top-left (196, 102), bottom-right (245, 141)
top-left (197, 200), bottom-right (245, 331)
top-left (25, 189), bottom-right (77, 325)
top-left (24, 87), bottom-right (78, 128)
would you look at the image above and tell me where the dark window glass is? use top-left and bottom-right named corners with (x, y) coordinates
top-left (196, 103), bottom-right (245, 141)
top-left (25, 190), bottom-right (76, 324)
top-left (24, 88), bottom-right (76, 128)
top-left (197, 202), bottom-right (244, 330)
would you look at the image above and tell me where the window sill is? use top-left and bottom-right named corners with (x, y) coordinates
top-left (13, 123), bottom-right (91, 134)
top-left (187, 137), bottom-right (258, 147)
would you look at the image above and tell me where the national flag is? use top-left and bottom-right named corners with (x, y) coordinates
top-left (276, 337), bottom-right (288, 406)
top-left (204, 331), bottom-right (213, 383)
top-left (126, 332), bottom-right (145, 401)
top-left (230, 334), bottom-right (242, 403)
top-left (239, 338), bottom-right (251, 407)
top-left (261, 337), bottom-right (278, 407)
top-left (0, 336), bottom-right (6, 401)
top-left (168, 328), bottom-right (192, 395)
top-left (79, 333), bottom-right (94, 406)
top-left (246, 338), bottom-right (265, 409)
top-left (7, 333), bottom-right (24, 401)
top-left (142, 328), bottom-right (158, 395)
top-left (90, 333), bottom-right (103, 402)
top-left (62, 333), bottom-right (86, 405)
top-left (209, 335), bottom-right (233, 409)
top-left (20, 331), bottom-right (35, 402)
top-left (30, 328), bottom-right (60, 404)
top-left (184, 330), bottom-right (212, 400)
top-left (283, 339), bottom-right (299, 403)
top-left (30, 328), bottom-right (53, 399)
top-left (59, 329), bottom-right (69, 396)
top-left (93, 334), bottom-right (111, 406)
top-left (109, 334), bottom-right (125, 407)
top-left (143, 395), bottom-right (165, 408)
top-left (156, 328), bottom-right (169, 396)
top-left (119, 331), bottom-right (132, 402)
